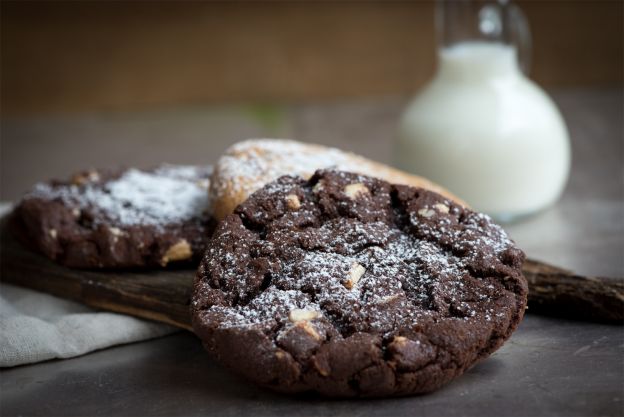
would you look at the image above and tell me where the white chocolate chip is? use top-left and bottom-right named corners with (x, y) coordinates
top-left (297, 321), bottom-right (322, 340)
top-left (160, 239), bottom-right (192, 266)
top-left (434, 203), bottom-right (450, 213)
top-left (108, 227), bottom-right (124, 237)
top-left (312, 181), bottom-right (325, 193)
top-left (71, 208), bottom-right (81, 218)
top-left (72, 170), bottom-right (100, 185)
top-left (344, 262), bottom-right (366, 289)
top-left (71, 174), bottom-right (87, 185)
top-left (344, 183), bottom-right (370, 199)
top-left (108, 227), bottom-right (124, 243)
top-left (48, 228), bottom-right (57, 239)
top-left (417, 208), bottom-right (435, 218)
top-left (393, 336), bottom-right (408, 345)
top-left (289, 309), bottom-right (320, 323)
top-left (87, 171), bottom-right (100, 182)
top-left (285, 194), bottom-right (301, 210)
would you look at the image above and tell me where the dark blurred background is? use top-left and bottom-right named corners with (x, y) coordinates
top-left (1, 0), bottom-right (623, 200)
top-left (2, 1), bottom-right (622, 115)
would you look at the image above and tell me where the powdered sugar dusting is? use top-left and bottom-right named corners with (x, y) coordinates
top-left (211, 139), bottom-right (361, 199)
top-left (198, 171), bottom-right (523, 340)
top-left (209, 139), bottom-right (463, 218)
top-left (28, 165), bottom-right (211, 227)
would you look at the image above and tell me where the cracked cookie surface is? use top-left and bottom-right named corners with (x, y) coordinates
top-left (11, 164), bottom-right (215, 269)
top-left (192, 170), bottom-right (527, 397)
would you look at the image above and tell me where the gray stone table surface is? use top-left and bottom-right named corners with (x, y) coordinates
top-left (1, 88), bottom-right (623, 416)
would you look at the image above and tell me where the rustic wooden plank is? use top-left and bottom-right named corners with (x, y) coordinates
top-left (1, 216), bottom-right (622, 328)
top-left (523, 259), bottom-right (624, 324)
top-left (0, 218), bottom-right (194, 330)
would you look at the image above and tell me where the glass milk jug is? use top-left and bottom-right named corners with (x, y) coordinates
top-left (395, 0), bottom-right (571, 222)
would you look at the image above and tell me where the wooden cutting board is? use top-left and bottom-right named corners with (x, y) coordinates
top-left (1, 216), bottom-right (622, 328)
top-left (0, 217), bottom-right (194, 330)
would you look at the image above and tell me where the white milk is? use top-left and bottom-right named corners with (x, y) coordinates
top-left (395, 42), bottom-right (570, 221)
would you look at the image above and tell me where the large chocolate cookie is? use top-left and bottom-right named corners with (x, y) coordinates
top-left (192, 170), bottom-right (527, 397)
top-left (11, 164), bottom-right (215, 269)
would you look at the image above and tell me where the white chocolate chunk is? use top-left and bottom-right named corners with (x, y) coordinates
top-left (417, 208), bottom-right (435, 218)
top-left (72, 170), bottom-right (100, 185)
top-left (285, 194), bottom-right (301, 210)
top-left (344, 262), bottom-right (366, 289)
top-left (108, 227), bottom-right (124, 237)
top-left (297, 321), bottom-right (322, 340)
top-left (393, 336), bottom-right (408, 345)
top-left (87, 171), bottom-right (100, 182)
top-left (433, 203), bottom-right (450, 213)
top-left (289, 308), bottom-right (320, 323)
top-left (160, 239), bottom-right (192, 266)
top-left (312, 181), bottom-right (325, 193)
top-left (344, 183), bottom-right (370, 199)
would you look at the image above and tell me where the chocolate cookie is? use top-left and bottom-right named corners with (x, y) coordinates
top-left (192, 170), bottom-right (527, 397)
top-left (11, 164), bottom-right (215, 269)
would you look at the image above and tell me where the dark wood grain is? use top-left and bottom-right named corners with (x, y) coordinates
top-left (0, 218), bottom-right (194, 330)
top-left (1, 218), bottom-right (622, 329)
top-left (523, 259), bottom-right (624, 323)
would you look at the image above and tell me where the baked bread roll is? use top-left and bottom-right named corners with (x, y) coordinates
top-left (209, 139), bottom-right (465, 220)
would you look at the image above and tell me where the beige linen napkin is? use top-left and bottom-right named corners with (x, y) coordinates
top-left (0, 203), bottom-right (178, 367)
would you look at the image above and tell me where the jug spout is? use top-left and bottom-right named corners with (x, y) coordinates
top-left (437, 0), bottom-right (531, 75)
